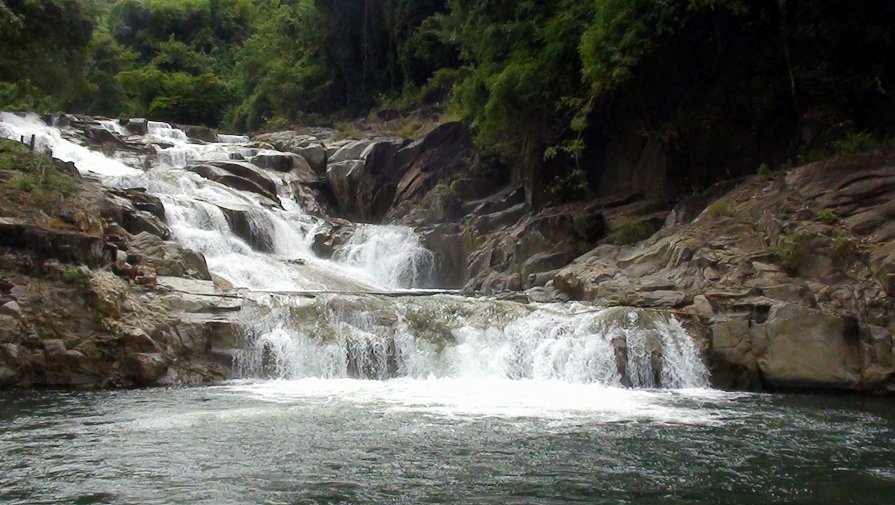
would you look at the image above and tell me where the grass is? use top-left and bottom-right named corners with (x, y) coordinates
top-left (799, 131), bottom-right (894, 164)
top-left (706, 200), bottom-right (735, 218)
top-left (610, 220), bottom-right (656, 246)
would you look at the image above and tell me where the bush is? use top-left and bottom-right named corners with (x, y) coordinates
top-left (772, 229), bottom-right (815, 273)
top-left (706, 200), bottom-right (735, 218)
top-left (610, 220), bottom-right (656, 246)
top-left (816, 208), bottom-right (840, 225)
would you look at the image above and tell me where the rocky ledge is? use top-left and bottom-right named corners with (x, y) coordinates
top-left (0, 139), bottom-right (243, 388)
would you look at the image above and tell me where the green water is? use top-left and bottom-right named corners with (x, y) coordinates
top-left (1, 380), bottom-right (893, 504)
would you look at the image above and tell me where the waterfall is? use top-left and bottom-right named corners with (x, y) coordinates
top-left (0, 112), bottom-right (139, 177)
top-left (0, 112), bottom-right (710, 390)
top-left (335, 225), bottom-right (435, 289)
top-left (236, 296), bottom-right (709, 388)
top-left (218, 134), bottom-right (250, 144)
top-left (100, 119), bottom-right (128, 136)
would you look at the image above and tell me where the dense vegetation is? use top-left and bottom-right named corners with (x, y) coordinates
top-left (2, 0), bottom-right (894, 200)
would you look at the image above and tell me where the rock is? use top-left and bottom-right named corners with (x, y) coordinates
top-left (250, 153), bottom-right (314, 180)
top-left (0, 301), bottom-right (20, 316)
top-left (870, 242), bottom-right (895, 296)
top-left (121, 328), bottom-right (163, 354)
top-left (311, 219), bottom-right (357, 258)
top-left (186, 161), bottom-right (280, 205)
top-left (0, 217), bottom-right (105, 266)
top-left (129, 232), bottom-right (212, 280)
top-left (755, 304), bottom-right (861, 390)
top-left (326, 160), bottom-right (363, 215)
top-left (43, 339), bottom-right (67, 360)
top-left (175, 123), bottom-right (218, 143)
top-left (298, 145), bottom-right (327, 175)
top-left (329, 139), bottom-right (378, 163)
top-left (689, 295), bottom-right (714, 317)
top-left (125, 118), bottom-right (149, 135)
top-left (219, 206), bottom-right (274, 252)
top-left (87, 271), bottom-right (129, 319)
top-left (123, 352), bottom-right (169, 386)
top-left (0, 365), bottom-right (20, 386)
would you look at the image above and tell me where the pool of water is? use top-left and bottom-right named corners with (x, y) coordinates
top-left (2, 380), bottom-right (894, 504)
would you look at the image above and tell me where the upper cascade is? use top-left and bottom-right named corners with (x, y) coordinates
top-left (0, 112), bottom-right (433, 292)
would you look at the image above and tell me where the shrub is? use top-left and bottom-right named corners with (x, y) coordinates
top-left (610, 220), bottom-right (656, 246)
top-left (772, 229), bottom-right (814, 273)
top-left (816, 208), bottom-right (840, 225)
top-left (706, 200), bottom-right (735, 218)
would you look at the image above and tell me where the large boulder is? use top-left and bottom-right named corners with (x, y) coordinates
top-left (186, 161), bottom-right (280, 205)
top-left (129, 232), bottom-right (211, 280)
top-left (123, 352), bottom-right (169, 386)
top-left (754, 303), bottom-right (861, 390)
top-left (175, 124), bottom-right (218, 143)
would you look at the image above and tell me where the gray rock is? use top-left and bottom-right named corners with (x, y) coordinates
top-left (0, 301), bottom-right (21, 316)
top-left (755, 304), bottom-right (860, 390)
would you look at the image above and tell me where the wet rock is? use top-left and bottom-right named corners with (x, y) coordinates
top-left (218, 206), bottom-right (274, 253)
top-left (298, 145), bottom-right (327, 175)
top-left (124, 352), bottom-right (169, 386)
top-left (186, 161), bottom-right (280, 205)
top-left (125, 118), bottom-right (149, 135)
top-left (250, 153), bottom-right (314, 180)
top-left (311, 219), bottom-right (356, 258)
top-left (175, 124), bottom-right (218, 143)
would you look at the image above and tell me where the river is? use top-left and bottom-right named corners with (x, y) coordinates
top-left (2, 385), bottom-right (895, 504)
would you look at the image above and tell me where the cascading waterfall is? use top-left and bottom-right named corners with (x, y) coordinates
top-left (236, 295), bottom-right (709, 388)
top-left (335, 225), bottom-right (435, 289)
top-left (0, 111), bottom-right (710, 390)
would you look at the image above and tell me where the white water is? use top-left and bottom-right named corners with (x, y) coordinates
top-left (0, 111), bottom-right (710, 394)
top-left (238, 296), bottom-right (709, 388)
top-left (0, 112), bottom-right (430, 291)
top-left (0, 112), bottom-right (139, 177)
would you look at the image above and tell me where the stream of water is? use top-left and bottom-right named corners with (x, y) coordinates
top-left (1, 112), bottom-right (894, 504)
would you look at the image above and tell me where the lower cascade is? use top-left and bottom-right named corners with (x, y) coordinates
top-left (236, 295), bottom-right (708, 388)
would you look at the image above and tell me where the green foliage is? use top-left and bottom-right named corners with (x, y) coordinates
top-left (706, 201), bottom-right (735, 219)
top-left (62, 266), bottom-right (92, 286)
top-left (832, 235), bottom-right (858, 262)
top-left (547, 168), bottom-right (590, 202)
top-left (832, 132), bottom-right (885, 156)
top-left (610, 220), bottom-right (656, 246)
top-left (0, 0), bottom-right (94, 109)
top-left (816, 209), bottom-right (840, 225)
top-left (772, 229), bottom-right (815, 273)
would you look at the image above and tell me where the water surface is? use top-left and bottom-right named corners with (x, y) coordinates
top-left (2, 381), bottom-right (894, 504)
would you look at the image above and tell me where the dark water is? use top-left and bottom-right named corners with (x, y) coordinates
top-left (1, 380), bottom-right (894, 505)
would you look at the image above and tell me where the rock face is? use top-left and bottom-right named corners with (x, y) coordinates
top-left (0, 143), bottom-right (240, 389)
top-left (547, 150), bottom-right (895, 393)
